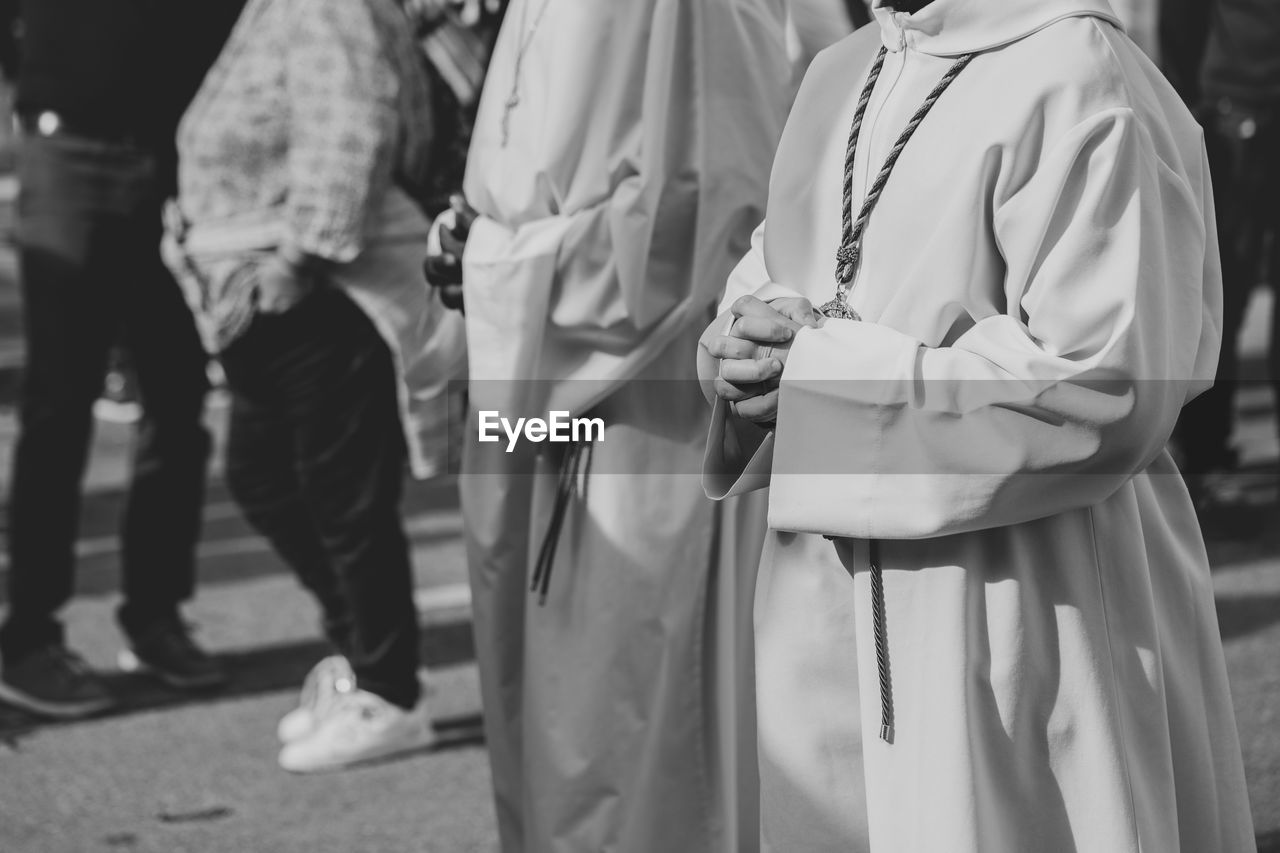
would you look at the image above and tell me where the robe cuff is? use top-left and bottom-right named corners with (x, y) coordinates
top-left (460, 215), bottom-right (558, 411)
top-left (464, 214), bottom-right (572, 267)
top-left (766, 319), bottom-right (924, 537)
top-left (462, 215), bottom-right (514, 265)
top-left (781, 318), bottom-right (922, 402)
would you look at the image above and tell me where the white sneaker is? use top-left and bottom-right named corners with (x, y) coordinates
top-left (277, 688), bottom-right (436, 773)
top-left (277, 656), bottom-right (354, 744)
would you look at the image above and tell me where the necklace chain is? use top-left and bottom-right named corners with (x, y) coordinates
top-left (500, 0), bottom-right (554, 147)
top-left (819, 47), bottom-right (976, 320)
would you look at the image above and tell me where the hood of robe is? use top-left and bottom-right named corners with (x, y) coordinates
top-left (871, 0), bottom-right (1123, 56)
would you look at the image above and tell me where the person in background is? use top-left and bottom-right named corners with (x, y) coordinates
top-left (0, 0), bottom-right (242, 720)
top-left (425, 1), bottom-right (789, 849)
top-left (1172, 0), bottom-right (1279, 508)
top-left (164, 0), bottom-right (466, 773)
top-left (399, 0), bottom-right (506, 221)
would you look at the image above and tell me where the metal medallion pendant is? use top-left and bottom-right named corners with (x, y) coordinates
top-left (819, 298), bottom-right (861, 321)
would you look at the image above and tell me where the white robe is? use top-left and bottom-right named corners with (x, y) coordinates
top-left (458, 2), bottom-right (788, 850)
top-left (700, 1), bottom-right (1256, 851)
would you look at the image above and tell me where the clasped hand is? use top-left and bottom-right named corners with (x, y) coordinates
top-left (423, 194), bottom-right (479, 312)
top-left (705, 295), bottom-right (822, 426)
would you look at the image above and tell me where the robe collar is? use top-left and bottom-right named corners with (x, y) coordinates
top-left (872, 0), bottom-right (1124, 57)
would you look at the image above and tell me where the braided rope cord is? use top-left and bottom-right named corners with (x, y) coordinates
top-left (829, 48), bottom-right (979, 745)
top-left (835, 48), bottom-right (888, 284)
top-left (869, 538), bottom-right (894, 743)
top-left (829, 49), bottom-right (977, 306)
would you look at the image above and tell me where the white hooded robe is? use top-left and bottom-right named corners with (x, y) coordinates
top-left (700, 1), bottom-right (1256, 850)
top-left (459, 1), bottom-right (788, 850)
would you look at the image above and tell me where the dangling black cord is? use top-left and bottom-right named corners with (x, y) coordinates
top-left (529, 442), bottom-right (576, 602)
top-left (530, 438), bottom-right (591, 605)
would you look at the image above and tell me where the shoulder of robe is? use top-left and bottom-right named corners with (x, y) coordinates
top-left (791, 25), bottom-right (884, 113)
top-left (982, 16), bottom-right (1205, 184)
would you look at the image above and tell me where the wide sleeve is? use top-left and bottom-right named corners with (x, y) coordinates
top-left (284, 0), bottom-right (401, 261)
top-left (460, 60), bottom-right (704, 370)
top-left (463, 164), bottom-right (695, 348)
top-left (764, 107), bottom-right (1221, 539)
top-left (459, 113), bottom-right (702, 415)
top-left (462, 0), bottom-right (788, 414)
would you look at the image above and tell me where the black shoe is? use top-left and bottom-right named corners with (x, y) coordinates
top-left (0, 646), bottom-right (116, 719)
top-left (118, 617), bottom-right (228, 690)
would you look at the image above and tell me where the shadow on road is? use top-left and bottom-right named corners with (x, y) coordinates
top-left (1216, 591), bottom-right (1280, 641)
top-left (1200, 460), bottom-right (1280, 566)
top-left (0, 616), bottom-right (478, 742)
top-left (0, 476), bottom-right (466, 602)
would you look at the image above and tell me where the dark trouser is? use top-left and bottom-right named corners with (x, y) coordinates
top-left (1, 132), bottom-right (211, 667)
top-left (1175, 99), bottom-right (1280, 472)
top-left (219, 287), bottom-right (420, 709)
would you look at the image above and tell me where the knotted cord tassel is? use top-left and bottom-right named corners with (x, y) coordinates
top-left (834, 244), bottom-right (860, 285)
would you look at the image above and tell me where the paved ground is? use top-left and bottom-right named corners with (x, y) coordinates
top-left (0, 398), bottom-right (497, 852)
top-left (0, 188), bottom-right (1277, 851)
top-left (0, 405), bottom-right (1276, 853)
